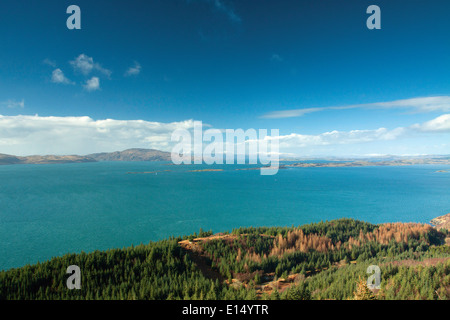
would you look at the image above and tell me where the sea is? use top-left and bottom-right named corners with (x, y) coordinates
top-left (0, 161), bottom-right (449, 271)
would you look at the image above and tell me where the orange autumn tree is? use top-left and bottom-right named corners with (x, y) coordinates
top-left (269, 229), bottom-right (340, 257)
top-left (353, 276), bottom-right (376, 300)
top-left (347, 223), bottom-right (432, 249)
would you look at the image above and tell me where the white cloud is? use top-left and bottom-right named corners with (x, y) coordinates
top-left (0, 115), bottom-right (197, 156)
top-left (70, 54), bottom-right (94, 75)
top-left (412, 114), bottom-right (450, 132)
top-left (83, 77), bottom-right (100, 91)
top-left (124, 62), bottom-right (142, 76)
top-left (51, 69), bottom-right (73, 85)
top-left (261, 96), bottom-right (450, 119)
top-left (70, 54), bottom-right (112, 77)
top-left (250, 114), bottom-right (450, 152)
top-left (1, 99), bottom-right (25, 109)
top-left (275, 127), bottom-right (407, 149)
top-left (0, 113), bottom-right (448, 157)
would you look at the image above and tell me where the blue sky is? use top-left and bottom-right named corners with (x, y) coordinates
top-left (0, 0), bottom-right (450, 156)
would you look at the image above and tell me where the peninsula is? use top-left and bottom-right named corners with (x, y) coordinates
top-left (285, 158), bottom-right (450, 168)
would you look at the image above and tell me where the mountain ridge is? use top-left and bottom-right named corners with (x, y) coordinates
top-left (0, 148), bottom-right (172, 165)
top-left (1, 149), bottom-right (450, 166)
top-left (87, 148), bottom-right (171, 162)
top-left (0, 153), bottom-right (96, 165)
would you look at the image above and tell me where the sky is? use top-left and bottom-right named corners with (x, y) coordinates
top-left (0, 0), bottom-right (450, 157)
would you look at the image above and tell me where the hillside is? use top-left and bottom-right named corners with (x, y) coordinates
top-left (0, 149), bottom-right (172, 165)
top-left (431, 213), bottom-right (450, 245)
top-left (431, 213), bottom-right (450, 231)
top-left (1, 218), bottom-right (449, 300)
top-left (87, 148), bottom-right (171, 161)
top-left (0, 153), bottom-right (96, 165)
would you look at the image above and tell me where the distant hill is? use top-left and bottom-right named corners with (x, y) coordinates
top-left (1, 149), bottom-right (448, 166)
top-left (0, 148), bottom-right (172, 165)
top-left (0, 153), bottom-right (96, 165)
top-left (87, 148), bottom-right (171, 161)
top-left (286, 158), bottom-right (450, 168)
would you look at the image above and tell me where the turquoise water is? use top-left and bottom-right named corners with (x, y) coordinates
top-left (0, 162), bottom-right (449, 271)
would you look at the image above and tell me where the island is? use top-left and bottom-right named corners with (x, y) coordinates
top-left (285, 158), bottom-right (450, 168)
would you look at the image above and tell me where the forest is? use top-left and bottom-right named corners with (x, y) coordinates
top-left (1, 218), bottom-right (449, 300)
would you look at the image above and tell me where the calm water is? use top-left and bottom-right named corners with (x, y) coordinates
top-left (0, 162), bottom-right (449, 271)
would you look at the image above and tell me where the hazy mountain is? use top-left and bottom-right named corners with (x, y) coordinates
top-left (0, 154), bottom-right (96, 165)
top-left (0, 148), bottom-right (172, 165)
top-left (86, 148), bottom-right (172, 162)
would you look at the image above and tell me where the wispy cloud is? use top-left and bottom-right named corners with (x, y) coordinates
top-left (83, 77), bottom-right (100, 92)
top-left (261, 96), bottom-right (450, 119)
top-left (1, 99), bottom-right (25, 109)
top-left (0, 115), bottom-right (197, 156)
top-left (211, 0), bottom-right (241, 23)
top-left (124, 61), bottom-right (142, 77)
top-left (270, 54), bottom-right (283, 62)
top-left (42, 59), bottom-right (57, 68)
top-left (70, 54), bottom-right (112, 77)
top-left (51, 69), bottom-right (73, 85)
